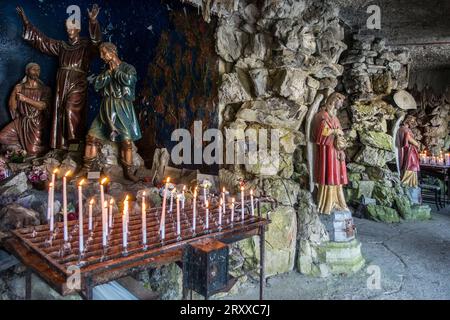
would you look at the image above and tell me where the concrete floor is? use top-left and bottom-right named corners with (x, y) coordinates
top-left (225, 207), bottom-right (450, 300)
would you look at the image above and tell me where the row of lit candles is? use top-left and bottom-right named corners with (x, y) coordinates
top-left (419, 151), bottom-right (450, 166)
top-left (46, 173), bottom-right (256, 255)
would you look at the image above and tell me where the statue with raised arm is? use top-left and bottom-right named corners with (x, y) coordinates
top-left (311, 92), bottom-right (349, 215)
top-left (397, 115), bottom-right (420, 187)
top-left (16, 5), bottom-right (102, 150)
top-left (78, 42), bottom-right (142, 182)
top-left (0, 63), bottom-right (51, 157)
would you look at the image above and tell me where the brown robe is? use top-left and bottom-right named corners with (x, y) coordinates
top-left (0, 83), bottom-right (51, 156)
top-left (22, 20), bottom-right (101, 149)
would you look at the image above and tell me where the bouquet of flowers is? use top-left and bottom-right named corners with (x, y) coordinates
top-left (5, 149), bottom-right (27, 163)
top-left (27, 166), bottom-right (48, 190)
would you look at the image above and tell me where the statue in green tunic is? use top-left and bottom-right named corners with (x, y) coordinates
top-left (79, 42), bottom-right (142, 181)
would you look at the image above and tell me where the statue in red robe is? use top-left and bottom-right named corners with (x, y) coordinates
top-left (16, 5), bottom-right (101, 150)
top-left (312, 92), bottom-right (348, 214)
top-left (397, 115), bottom-right (420, 187)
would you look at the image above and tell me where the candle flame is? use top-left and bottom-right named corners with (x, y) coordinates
top-left (109, 198), bottom-right (114, 204)
top-left (166, 177), bottom-right (170, 183)
top-left (223, 187), bottom-right (225, 192)
top-left (125, 194), bottom-right (130, 201)
top-left (100, 177), bottom-right (108, 185)
top-left (205, 200), bottom-right (209, 208)
top-left (183, 185), bottom-right (186, 191)
top-left (52, 168), bottom-right (59, 174)
top-left (240, 185), bottom-right (244, 191)
top-left (250, 189), bottom-right (253, 195)
top-left (232, 197), bottom-right (235, 203)
top-left (78, 178), bottom-right (85, 186)
top-left (89, 198), bottom-right (95, 205)
top-left (49, 182), bottom-right (53, 188)
top-left (65, 170), bottom-right (72, 177)
top-left (142, 191), bottom-right (146, 197)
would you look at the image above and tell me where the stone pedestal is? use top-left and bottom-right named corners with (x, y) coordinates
top-left (320, 210), bottom-right (356, 242)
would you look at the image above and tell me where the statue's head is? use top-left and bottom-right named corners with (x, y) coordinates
top-left (66, 19), bottom-right (81, 42)
top-left (25, 62), bottom-right (40, 80)
top-left (99, 42), bottom-right (118, 63)
top-left (404, 115), bottom-right (417, 128)
top-left (324, 92), bottom-right (345, 116)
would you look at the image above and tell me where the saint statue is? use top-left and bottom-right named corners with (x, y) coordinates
top-left (312, 92), bottom-right (349, 214)
top-left (16, 5), bottom-right (102, 150)
top-left (397, 115), bottom-right (420, 187)
top-left (0, 63), bottom-right (51, 157)
top-left (79, 42), bottom-right (142, 182)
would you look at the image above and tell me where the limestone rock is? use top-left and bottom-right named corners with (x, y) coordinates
top-left (366, 204), bottom-right (400, 223)
top-left (355, 180), bottom-right (376, 199)
top-left (262, 177), bottom-right (300, 206)
top-left (359, 131), bottom-right (393, 151)
top-left (219, 73), bottom-right (252, 105)
top-left (248, 68), bottom-right (268, 97)
top-left (147, 263), bottom-right (182, 300)
top-left (0, 172), bottom-right (30, 197)
top-left (316, 239), bottom-right (365, 275)
top-left (262, 0), bottom-right (307, 19)
top-left (395, 196), bottom-right (431, 221)
top-left (354, 146), bottom-right (395, 167)
top-left (216, 22), bottom-right (249, 62)
top-left (272, 68), bottom-right (309, 102)
top-left (372, 182), bottom-right (396, 207)
top-left (0, 204), bottom-right (40, 231)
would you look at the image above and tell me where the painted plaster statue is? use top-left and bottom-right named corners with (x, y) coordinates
top-left (16, 5), bottom-right (101, 150)
top-left (79, 42), bottom-right (142, 182)
top-left (0, 63), bottom-right (51, 157)
top-left (397, 115), bottom-right (420, 187)
top-left (312, 92), bottom-right (349, 214)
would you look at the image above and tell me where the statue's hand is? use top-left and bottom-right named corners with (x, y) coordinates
top-left (16, 93), bottom-right (28, 102)
top-left (87, 4), bottom-right (100, 21)
top-left (16, 6), bottom-right (29, 25)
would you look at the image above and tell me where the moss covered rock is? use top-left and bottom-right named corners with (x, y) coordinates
top-left (359, 131), bottom-right (393, 151)
top-left (366, 204), bottom-right (400, 223)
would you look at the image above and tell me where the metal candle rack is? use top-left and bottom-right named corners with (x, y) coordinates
top-left (9, 196), bottom-right (274, 284)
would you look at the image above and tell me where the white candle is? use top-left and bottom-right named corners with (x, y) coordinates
top-left (219, 198), bottom-right (223, 228)
top-left (203, 185), bottom-right (207, 206)
top-left (205, 200), bottom-right (209, 230)
top-left (182, 185), bottom-right (186, 210)
top-left (170, 188), bottom-right (176, 213)
top-left (241, 186), bottom-right (245, 221)
top-left (109, 198), bottom-right (114, 228)
top-left (103, 201), bottom-right (108, 246)
top-left (88, 198), bottom-right (94, 232)
top-left (192, 188), bottom-right (197, 232)
top-left (222, 187), bottom-right (226, 214)
top-left (176, 194), bottom-right (181, 236)
top-left (48, 168), bottom-right (58, 221)
top-left (231, 198), bottom-right (235, 223)
top-left (250, 189), bottom-right (255, 217)
top-left (78, 179), bottom-right (85, 254)
top-left (160, 177), bottom-right (170, 240)
top-left (142, 192), bottom-right (147, 246)
top-left (122, 195), bottom-right (129, 250)
top-left (49, 182), bottom-right (54, 232)
top-left (63, 170), bottom-right (71, 242)
top-left (100, 178), bottom-right (108, 247)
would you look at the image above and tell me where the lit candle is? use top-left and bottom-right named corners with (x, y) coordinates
top-left (192, 187), bottom-right (197, 233)
top-left (100, 177), bottom-right (108, 247)
top-left (103, 200), bottom-right (108, 246)
top-left (203, 184), bottom-right (207, 206)
top-left (182, 185), bottom-right (186, 210)
top-left (109, 198), bottom-right (114, 228)
top-left (205, 200), bottom-right (209, 230)
top-left (176, 194), bottom-right (181, 237)
top-left (122, 195), bottom-right (129, 250)
top-left (160, 177), bottom-right (170, 240)
top-left (78, 179), bottom-right (85, 254)
top-left (222, 187), bottom-right (226, 214)
top-left (49, 182), bottom-right (54, 232)
top-left (231, 197), bottom-right (235, 223)
top-left (218, 198), bottom-right (223, 228)
top-left (169, 188), bottom-right (175, 213)
top-left (240, 186), bottom-right (245, 221)
top-left (47, 168), bottom-right (58, 221)
top-left (63, 170), bottom-right (71, 242)
top-left (88, 198), bottom-right (94, 232)
top-left (250, 189), bottom-right (255, 217)
top-left (142, 191), bottom-right (147, 246)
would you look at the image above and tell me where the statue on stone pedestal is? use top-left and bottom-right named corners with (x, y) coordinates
top-left (78, 42), bottom-right (142, 182)
top-left (397, 115), bottom-right (420, 187)
top-left (312, 92), bottom-right (349, 215)
top-left (16, 5), bottom-right (102, 150)
top-left (0, 63), bottom-right (51, 157)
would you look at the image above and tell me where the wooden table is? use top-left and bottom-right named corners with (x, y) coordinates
top-left (420, 164), bottom-right (450, 203)
top-left (3, 198), bottom-right (273, 300)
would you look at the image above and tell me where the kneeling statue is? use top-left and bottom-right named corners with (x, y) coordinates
top-left (79, 42), bottom-right (142, 181)
top-left (0, 62), bottom-right (50, 157)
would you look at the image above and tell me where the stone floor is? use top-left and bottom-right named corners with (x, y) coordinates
top-left (224, 205), bottom-right (450, 300)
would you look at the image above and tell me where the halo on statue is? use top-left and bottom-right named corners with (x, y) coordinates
top-left (393, 90), bottom-right (417, 110)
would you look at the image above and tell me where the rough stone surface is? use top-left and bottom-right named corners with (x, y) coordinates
top-left (0, 204), bottom-right (40, 231)
top-left (0, 172), bottom-right (30, 197)
top-left (359, 131), bottom-right (394, 151)
top-left (366, 204), bottom-right (401, 223)
top-left (354, 146), bottom-right (395, 168)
